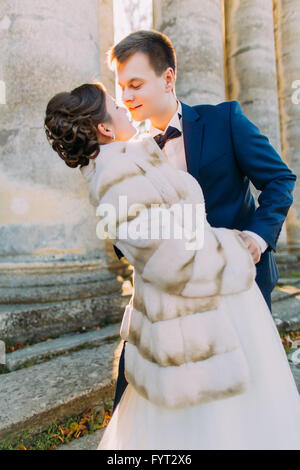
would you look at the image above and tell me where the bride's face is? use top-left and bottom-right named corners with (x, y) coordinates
top-left (104, 93), bottom-right (137, 141)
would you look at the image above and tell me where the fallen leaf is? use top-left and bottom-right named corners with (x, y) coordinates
top-left (70, 422), bottom-right (79, 432)
top-left (58, 425), bottom-right (64, 435)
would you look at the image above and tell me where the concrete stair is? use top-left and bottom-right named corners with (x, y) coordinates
top-left (274, 251), bottom-right (300, 276)
top-left (0, 293), bottom-right (130, 345)
top-left (0, 327), bottom-right (123, 441)
top-left (271, 281), bottom-right (300, 332)
top-left (0, 252), bottom-right (133, 345)
top-left (5, 322), bottom-right (121, 372)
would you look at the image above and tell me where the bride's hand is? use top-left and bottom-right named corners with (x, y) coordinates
top-left (233, 229), bottom-right (261, 264)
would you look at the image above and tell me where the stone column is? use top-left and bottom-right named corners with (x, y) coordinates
top-left (224, 0), bottom-right (281, 153)
top-left (153, 0), bottom-right (226, 105)
top-left (99, 0), bottom-right (115, 96)
top-left (0, 0), bottom-right (105, 256)
top-left (224, 0), bottom-right (287, 246)
top-left (224, 0), bottom-right (281, 152)
top-left (273, 0), bottom-right (300, 250)
top-left (0, 0), bottom-right (128, 343)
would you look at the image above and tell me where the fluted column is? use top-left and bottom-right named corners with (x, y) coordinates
top-left (0, 0), bottom-right (127, 343)
top-left (224, 0), bottom-right (287, 245)
top-left (0, 0), bottom-right (104, 256)
top-left (153, 0), bottom-right (225, 105)
top-left (224, 0), bottom-right (281, 153)
top-left (273, 0), bottom-right (300, 250)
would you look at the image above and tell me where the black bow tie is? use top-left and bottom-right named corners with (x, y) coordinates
top-left (154, 126), bottom-right (182, 150)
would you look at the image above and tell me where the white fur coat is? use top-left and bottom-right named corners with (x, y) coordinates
top-left (80, 136), bottom-right (256, 409)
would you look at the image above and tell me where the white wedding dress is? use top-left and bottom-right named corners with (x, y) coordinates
top-left (97, 281), bottom-right (300, 450)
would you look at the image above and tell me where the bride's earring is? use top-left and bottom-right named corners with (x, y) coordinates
top-left (103, 126), bottom-right (115, 141)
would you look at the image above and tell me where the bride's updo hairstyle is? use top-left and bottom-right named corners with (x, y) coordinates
top-left (44, 82), bottom-right (112, 169)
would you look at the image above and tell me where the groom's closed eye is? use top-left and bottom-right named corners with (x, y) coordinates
top-left (118, 80), bottom-right (144, 90)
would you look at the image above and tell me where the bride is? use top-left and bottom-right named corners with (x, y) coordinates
top-left (44, 82), bottom-right (300, 450)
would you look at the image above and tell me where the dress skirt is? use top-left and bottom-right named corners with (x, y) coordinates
top-left (97, 282), bottom-right (300, 450)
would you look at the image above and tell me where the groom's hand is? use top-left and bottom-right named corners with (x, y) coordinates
top-left (233, 229), bottom-right (261, 264)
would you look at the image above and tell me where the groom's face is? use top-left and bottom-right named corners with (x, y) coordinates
top-left (116, 52), bottom-right (169, 122)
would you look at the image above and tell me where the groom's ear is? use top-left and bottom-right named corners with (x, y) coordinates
top-left (163, 67), bottom-right (176, 93)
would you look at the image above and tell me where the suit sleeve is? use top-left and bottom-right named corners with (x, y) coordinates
top-left (230, 100), bottom-right (297, 252)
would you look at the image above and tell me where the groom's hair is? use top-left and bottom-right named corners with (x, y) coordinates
top-left (109, 30), bottom-right (176, 77)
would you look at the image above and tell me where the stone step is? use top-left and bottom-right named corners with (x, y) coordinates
top-left (274, 252), bottom-right (300, 276)
top-left (274, 252), bottom-right (300, 265)
top-left (271, 284), bottom-right (300, 303)
top-left (0, 267), bottom-right (122, 304)
top-left (0, 337), bottom-right (123, 441)
top-left (0, 253), bottom-right (133, 304)
top-left (1, 338), bottom-right (298, 448)
top-left (288, 348), bottom-right (300, 366)
top-left (5, 323), bottom-right (121, 372)
top-left (277, 277), bottom-right (300, 286)
top-left (0, 293), bottom-right (130, 344)
top-left (272, 294), bottom-right (300, 333)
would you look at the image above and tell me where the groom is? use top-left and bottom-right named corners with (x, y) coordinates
top-left (108, 30), bottom-right (297, 411)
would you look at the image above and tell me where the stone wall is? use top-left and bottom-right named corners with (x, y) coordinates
top-left (0, 0), bottom-right (127, 343)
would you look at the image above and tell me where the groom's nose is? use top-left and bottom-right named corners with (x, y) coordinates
top-left (123, 87), bottom-right (134, 103)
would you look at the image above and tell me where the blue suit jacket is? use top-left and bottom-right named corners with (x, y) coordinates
top-left (114, 100), bottom-right (297, 296)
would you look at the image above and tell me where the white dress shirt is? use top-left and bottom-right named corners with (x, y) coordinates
top-left (150, 101), bottom-right (187, 172)
top-left (149, 101), bottom-right (268, 254)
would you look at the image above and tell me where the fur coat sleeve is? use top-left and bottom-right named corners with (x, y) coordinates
top-left (80, 136), bottom-right (257, 409)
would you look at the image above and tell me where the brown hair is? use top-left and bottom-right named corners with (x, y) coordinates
top-left (109, 29), bottom-right (177, 77)
top-left (44, 82), bottom-right (111, 169)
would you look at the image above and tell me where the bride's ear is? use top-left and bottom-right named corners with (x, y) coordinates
top-left (97, 123), bottom-right (115, 140)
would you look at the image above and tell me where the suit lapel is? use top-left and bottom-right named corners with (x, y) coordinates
top-left (181, 101), bottom-right (205, 180)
